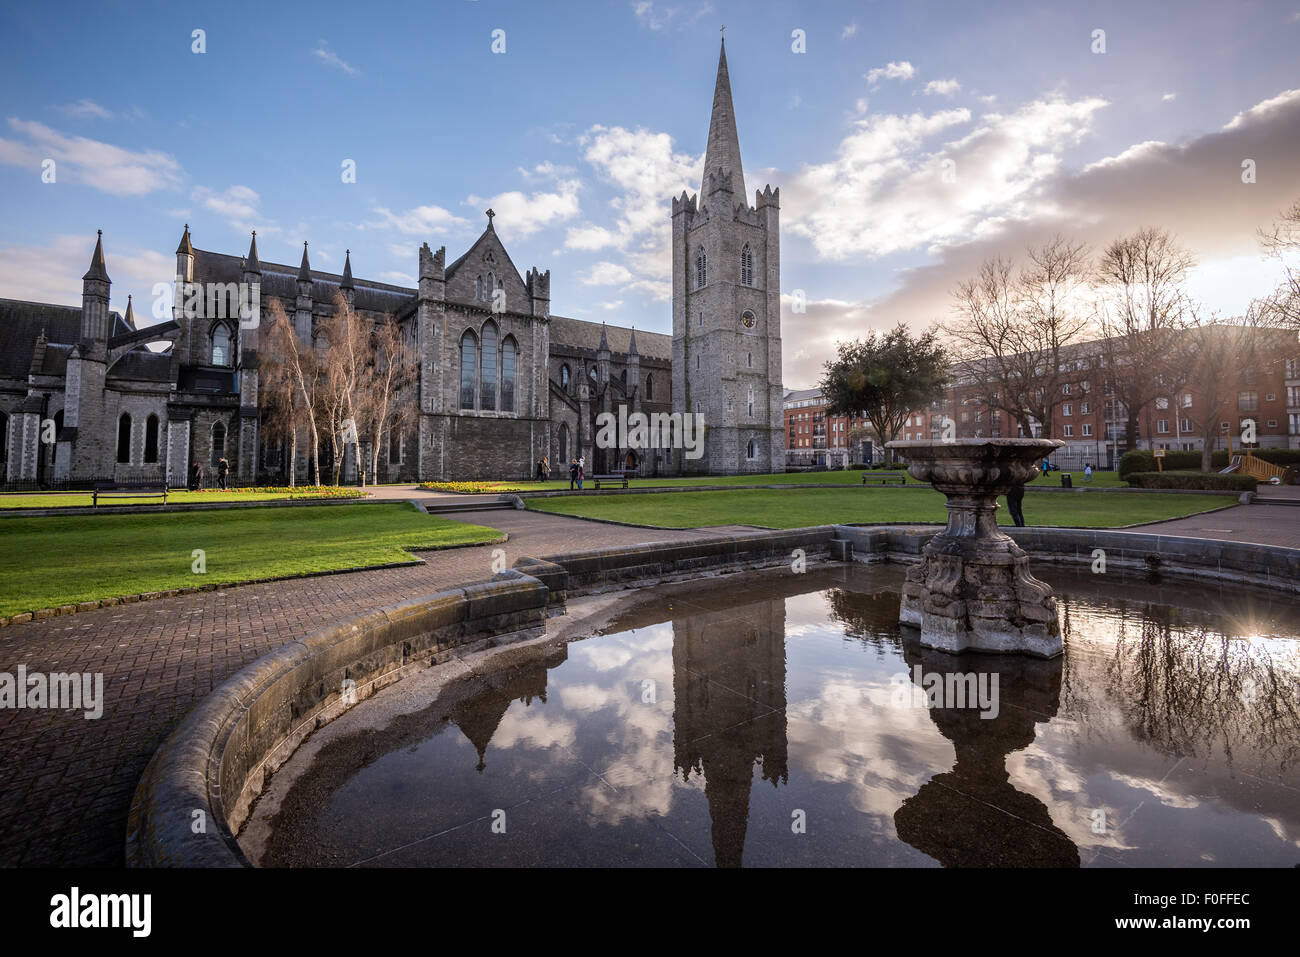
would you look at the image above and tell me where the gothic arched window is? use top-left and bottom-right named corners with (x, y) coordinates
top-left (740, 244), bottom-right (753, 286)
top-left (561, 364), bottom-right (571, 390)
top-left (210, 421), bottom-right (225, 467)
top-left (144, 414), bottom-right (160, 464)
top-left (117, 413), bottom-right (132, 464)
top-left (476, 276), bottom-right (484, 300)
top-left (746, 438), bottom-right (757, 459)
top-left (480, 321), bottom-right (498, 411)
top-left (211, 324), bottom-right (232, 366)
top-left (501, 336), bottom-right (517, 413)
top-left (459, 330), bottom-right (478, 409)
top-left (645, 374), bottom-right (653, 400)
top-left (695, 249), bottom-right (706, 289)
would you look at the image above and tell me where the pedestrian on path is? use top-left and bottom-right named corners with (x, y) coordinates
top-left (1084, 463), bottom-right (1093, 483)
top-left (188, 461), bottom-right (202, 491)
top-left (569, 458), bottom-right (578, 490)
top-left (577, 457), bottom-right (585, 490)
top-left (217, 456), bottom-right (230, 490)
top-left (1007, 483), bottom-right (1026, 527)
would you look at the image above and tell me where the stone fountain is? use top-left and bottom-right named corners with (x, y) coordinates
top-left (885, 438), bottom-right (1064, 658)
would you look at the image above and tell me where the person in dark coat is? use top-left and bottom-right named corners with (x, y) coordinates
top-left (189, 462), bottom-right (202, 491)
top-left (1006, 483), bottom-right (1026, 527)
top-left (569, 459), bottom-right (578, 491)
top-left (217, 456), bottom-right (230, 490)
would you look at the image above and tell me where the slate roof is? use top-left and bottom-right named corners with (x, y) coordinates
top-left (192, 248), bottom-right (416, 317)
top-left (108, 350), bottom-right (173, 383)
top-left (0, 299), bottom-right (81, 377)
top-left (549, 315), bottom-right (671, 361)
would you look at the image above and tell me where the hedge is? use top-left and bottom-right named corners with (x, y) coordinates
top-left (1125, 470), bottom-right (1257, 491)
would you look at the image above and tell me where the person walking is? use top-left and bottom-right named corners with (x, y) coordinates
top-left (1084, 463), bottom-right (1093, 484)
top-left (1006, 483), bottom-right (1026, 527)
top-left (577, 457), bottom-right (585, 491)
top-left (188, 461), bottom-right (202, 491)
top-left (569, 458), bottom-right (578, 491)
top-left (535, 458), bottom-right (545, 482)
top-left (541, 457), bottom-right (549, 482)
top-left (217, 456), bottom-right (230, 490)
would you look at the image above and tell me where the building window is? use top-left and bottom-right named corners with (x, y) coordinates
top-left (1062, 404), bottom-right (1072, 416)
top-left (144, 414), bottom-right (160, 464)
top-left (1157, 419), bottom-right (1169, 433)
top-left (740, 244), bottom-right (753, 286)
top-left (1181, 418), bottom-right (1192, 432)
top-left (695, 249), bottom-right (706, 289)
top-left (211, 324), bottom-right (232, 366)
top-left (1238, 391), bottom-right (1258, 412)
top-left (210, 421), bottom-right (225, 467)
top-left (1063, 424), bottom-right (1073, 437)
top-left (561, 364), bottom-right (571, 390)
top-left (645, 374), bottom-right (653, 400)
top-left (746, 438), bottom-right (757, 459)
top-left (117, 413), bottom-right (132, 464)
top-left (1082, 423), bottom-right (1092, 437)
top-left (501, 336), bottom-right (517, 413)
top-left (747, 352), bottom-right (752, 368)
top-left (476, 276), bottom-right (484, 300)
top-left (459, 330), bottom-right (478, 409)
top-left (1265, 393), bottom-right (1276, 402)
top-left (1080, 402), bottom-right (1090, 415)
top-left (480, 321), bottom-right (498, 412)
top-left (1062, 383), bottom-right (1071, 396)
top-left (747, 386), bottom-right (755, 417)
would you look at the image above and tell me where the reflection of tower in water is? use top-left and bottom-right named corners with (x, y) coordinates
top-left (452, 647), bottom-right (567, 773)
top-left (672, 599), bottom-right (789, 868)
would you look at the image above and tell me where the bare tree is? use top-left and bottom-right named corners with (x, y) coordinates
top-left (317, 293), bottom-right (369, 486)
top-left (358, 317), bottom-right (417, 484)
top-left (1093, 227), bottom-right (1196, 452)
top-left (264, 299), bottom-right (323, 486)
top-left (945, 237), bottom-right (1093, 439)
top-left (1255, 197), bottom-right (1300, 330)
top-left (1177, 316), bottom-right (1259, 471)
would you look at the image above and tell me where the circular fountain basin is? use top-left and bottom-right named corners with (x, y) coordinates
top-left (238, 563), bottom-right (1300, 868)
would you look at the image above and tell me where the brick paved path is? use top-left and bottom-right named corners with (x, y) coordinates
top-left (0, 506), bottom-right (729, 867)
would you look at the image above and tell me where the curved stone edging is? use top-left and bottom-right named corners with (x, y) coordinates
top-left (125, 568), bottom-right (550, 867)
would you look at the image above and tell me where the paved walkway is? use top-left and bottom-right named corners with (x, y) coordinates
top-left (1135, 503), bottom-right (1300, 549)
top-left (0, 506), bottom-right (732, 867)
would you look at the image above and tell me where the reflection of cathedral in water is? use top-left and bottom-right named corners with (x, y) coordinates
top-left (672, 599), bottom-right (789, 868)
top-left (452, 646), bottom-right (568, 773)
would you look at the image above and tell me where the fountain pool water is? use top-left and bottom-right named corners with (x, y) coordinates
top-left (240, 563), bottom-right (1300, 868)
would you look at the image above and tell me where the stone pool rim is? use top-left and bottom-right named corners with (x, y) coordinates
top-left (125, 524), bottom-right (1300, 868)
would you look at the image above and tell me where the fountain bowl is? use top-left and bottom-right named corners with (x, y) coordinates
top-left (886, 438), bottom-right (1065, 658)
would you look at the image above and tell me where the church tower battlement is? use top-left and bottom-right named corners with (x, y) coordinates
top-left (671, 37), bottom-right (785, 474)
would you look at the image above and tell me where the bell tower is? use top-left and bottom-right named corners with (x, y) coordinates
top-left (671, 37), bottom-right (784, 474)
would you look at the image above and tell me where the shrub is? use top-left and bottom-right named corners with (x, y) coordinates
top-left (1117, 450), bottom-right (1203, 478)
top-left (849, 463), bottom-right (870, 470)
top-left (1125, 470), bottom-right (1256, 491)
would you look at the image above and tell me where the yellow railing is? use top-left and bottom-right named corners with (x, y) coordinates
top-left (1240, 451), bottom-right (1286, 482)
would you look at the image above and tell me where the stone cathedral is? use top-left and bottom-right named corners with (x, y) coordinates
top-left (0, 40), bottom-right (782, 486)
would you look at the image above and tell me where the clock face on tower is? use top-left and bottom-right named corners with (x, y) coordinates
top-left (741, 310), bottom-right (756, 329)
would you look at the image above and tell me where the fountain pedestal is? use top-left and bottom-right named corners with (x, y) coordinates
top-left (885, 439), bottom-right (1064, 658)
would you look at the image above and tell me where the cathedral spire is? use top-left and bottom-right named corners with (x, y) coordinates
top-left (124, 293), bottom-right (136, 328)
top-left (83, 229), bottom-right (110, 282)
top-left (245, 231), bottom-right (261, 274)
top-left (703, 36), bottom-right (745, 199)
top-left (175, 223), bottom-right (194, 257)
top-left (297, 241), bottom-right (312, 282)
top-left (341, 249), bottom-right (354, 289)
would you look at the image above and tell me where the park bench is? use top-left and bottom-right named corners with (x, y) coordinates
top-left (92, 481), bottom-right (169, 507)
top-left (863, 472), bottom-right (907, 485)
top-left (591, 472), bottom-right (630, 489)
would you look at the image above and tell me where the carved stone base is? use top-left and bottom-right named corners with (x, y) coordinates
top-left (899, 536), bottom-right (1062, 658)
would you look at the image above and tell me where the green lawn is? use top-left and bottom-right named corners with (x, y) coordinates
top-left (526, 485), bottom-right (1227, 530)
top-left (0, 503), bottom-right (500, 618)
top-left (446, 468), bottom-right (1123, 492)
top-left (0, 488), bottom-right (365, 509)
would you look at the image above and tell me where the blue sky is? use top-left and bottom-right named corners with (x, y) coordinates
top-left (2, 0), bottom-right (1298, 385)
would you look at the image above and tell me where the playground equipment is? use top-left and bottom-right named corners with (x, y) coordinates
top-left (1220, 449), bottom-right (1289, 483)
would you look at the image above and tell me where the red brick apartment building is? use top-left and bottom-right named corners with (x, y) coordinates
top-left (785, 328), bottom-right (1300, 469)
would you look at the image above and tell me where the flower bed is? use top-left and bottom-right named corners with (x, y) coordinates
top-left (418, 481), bottom-right (524, 495)
top-left (191, 486), bottom-right (366, 499)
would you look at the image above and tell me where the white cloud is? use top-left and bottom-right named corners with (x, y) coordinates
top-left (54, 99), bottom-right (113, 120)
top-left (191, 184), bottom-right (273, 234)
top-left (0, 118), bottom-right (182, 196)
top-left (1223, 87), bottom-right (1300, 129)
top-left (842, 22), bottom-right (859, 39)
top-left (1162, 92), bottom-right (1178, 102)
top-left (378, 270), bottom-right (416, 286)
top-left (784, 95), bottom-right (1107, 260)
top-left (366, 204), bottom-right (469, 235)
top-left (0, 234), bottom-right (173, 322)
top-left (599, 300), bottom-right (624, 310)
top-left (866, 61), bottom-right (916, 85)
top-left (581, 261), bottom-right (634, 286)
top-left (631, 1), bottom-right (714, 31)
top-left (923, 79), bottom-right (962, 97)
top-left (312, 41), bottom-right (359, 76)
top-left (466, 178), bottom-right (582, 238)
top-left (564, 223), bottom-right (619, 251)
